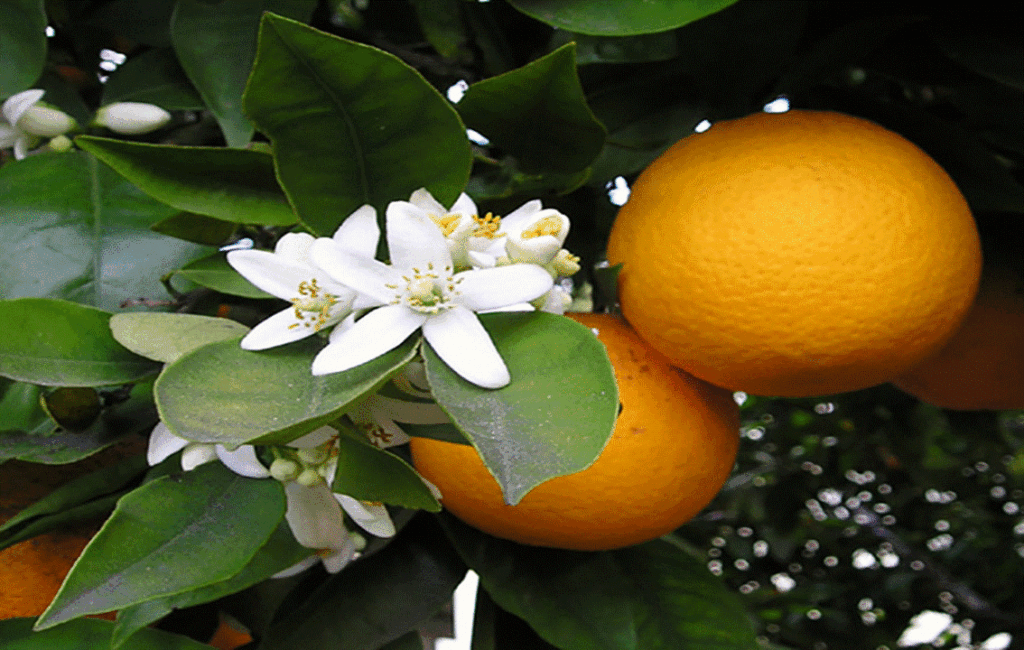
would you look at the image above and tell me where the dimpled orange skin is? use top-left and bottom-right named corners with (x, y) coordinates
top-left (410, 313), bottom-right (740, 551)
top-left (892, 266), bottom-right (1024, 410)
top-left (606, 110), bottom-right (982, 397)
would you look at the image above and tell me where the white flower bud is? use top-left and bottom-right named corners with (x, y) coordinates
top-left (505, 209), bottom-right (570, 266)
top-left (94, 102), bottom-right (171, 135)
top-left (17, 105), bottom-right (76, 137)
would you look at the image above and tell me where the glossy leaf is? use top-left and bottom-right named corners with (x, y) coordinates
top-left (507, 0), bottom-right (740, 36)
top-left (0, 617), bottom-right (211, 650)
top-left (100, 47), bottom-right (204, 110)
top-left (0, 299), bottom-right (160, 387)
top-left (443, 517), bottom-right (760, 650)
top-left (76, 136), bottom-right (296, 226)
top-left (333, 428), bottom-right (442, 511)
top-left (110, 312), bottom-right (251, 364)
top-left (243, 13), bottom-right (472, 235)
top-left (262, 514), bottom-right (466, 650)
top-left (0, 379), bottom-right (48, 433)
top-left (423, 312), bottom-right (617, 505)
top-left (155, 336), bottom-right (418, 445)
top-left (36, 462), bottom-right (285, 629)
top-left (0, 0), bottom-right (46, 96)
top-left (150, 212), bottom-right (237, 246)
top-left (0, 151), bottom-right (207, 310)
top-left (172, 253), bottom-right (274, 299)
top-left (458, 43), bottom-right (606, 174)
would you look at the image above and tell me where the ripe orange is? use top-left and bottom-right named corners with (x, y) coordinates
top-left (606, 109), bottom-right (982, 397)
top-left (892, 264), bottom-right (1024, 410)
top-left (410, 312), bottom-right (740, 551)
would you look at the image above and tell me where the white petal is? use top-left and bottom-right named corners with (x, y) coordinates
top-left (2, 89), bottom-right (44, 126)
top-left (423, 306), bottom-right (510, 389)
top-left (539, 285), bottom-right (573, 315)
top-left (239, 307), bottom-right (326, 350)
top-left (216, 445), bottom-right (270, 478)
top-left (505, 210), bottom-right (570, 265)
top-left (398, 361), bottom-right (432, 396)
top-left (226, 250), bottom-right (337, 301)
top-left (319, 541), bottom-right (357, 573)
top-left (331, 205), bottom-right (380, 257)
top-left (147, 422), bottom-right (189, 465)
top-left (336, 495), bottom-right (396, 538)
top-left (288, 426), bottom-right (338, 448)
top-left (0, 123), bottom-right (20, 148)
top-left (385, 202), bottom-right (452, 271)
top-left (181, 444), bottom-right (218, 471)
top-left (271, 554), bottom-right (320, 579)
top-left (498, 199), bottom-right (542, 232)
top-left (408, 188), bottom-right (448, 215)
top-left (13, 134), bottom-right (33, 160)
top-left (284, 481), bottom-right (348, 549)
top-left (449, 192), bottom-right (478, 218)
top-left (371, 395), bottom-right (450, 425)
top-left (456, 264), bottom-right (554, 311)
top-left (93, 102), bottom-right (171, 135)
top-left (309, 238), bottom-right (399, 305)
top-left (311, 305), bottom-right (426, 376)
top-left (273, 232), bottom-right (316, 261)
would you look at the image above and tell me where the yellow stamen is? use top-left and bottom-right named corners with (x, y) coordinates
top-left (430, 213), bottom-right (461, 237)
top-left (472, 212), bottom-right (502, 239)
top-left (521, 215), bottom-right (563, 239)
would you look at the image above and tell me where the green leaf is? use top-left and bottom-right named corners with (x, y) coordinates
top-left (35, 462), bottom-right (285, 629)
top-left (0, 0), bottom-right (46, 96)
top-left (110, 520), bottom-right (310, 650)
top-left (40, 387), bottom-right (102, 430)
top-left (86, 0), bottom-right (176, 48)
top-left (261, 514), bottom-right (466, 650)
top-left (564, 31), bottom-right (679, 65)
top-left (99, 47), bottom-right (205, 110)
top-left (243, 13), bottom-right (472, 235)
top-left (150, 212), bottom-right (237, 246)
top-left (172, 252), bottom-right (274, 299)
top-left (0, 379), bottom-right (48, 433)
top-left (458, 43), bottom-right (606, 174)
top-left (169, 0), bottom-right (261, 147)
top-left (423, 312), bottom-right (617, 505)
top-left (0, 617), bottom-right (212, 650)
top-left (410, 0), bottom-right (471, 61)
top-left (75, 136), bottom-right (296, 226)
top-left (110, 312), bottom-right (251, 364)
top-left (443, 517), bottom-right (760, 650)
top-left (0, 381), bottom-right (157, 464)
top-left (0, 299), bottom-right (160, 387)
top-left (333, 428), bottom-right (442, 511)
top-left (155, 336), bottom-right (418, 445)
top-left (0, 151), bottom-right (209, 310)
top-left (507, 0), bottom-right (740, 36)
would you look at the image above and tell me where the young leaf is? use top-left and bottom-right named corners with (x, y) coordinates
top-left (75, 137), bottom-right (296, 226)
top-left (35, 462), bottom-right (285, 629)
top-left (0, 299), bottom-right (160, 387)
top-left (243, 12), bottom-right (472, 235)
top-left (110, 312), bottom-right (251, 364)
top-left (506, 0), bottom-right (740, 36)
top-left (0, 151), bottom-right (207, 310)
top-left (423, 312), bottom-right (617, 506)
top-left (0, 617), bottom-right (212, 650)
top-left (171, 253), bottom-right (273, 299)
top-left (333, 429), bottom-right (441, 511)
top-left (457, 43), bottom-right (606, 174)
top-left (155, 336), bottom-right (418, 446)
top-left (0, 0), bottom-right (46, 97)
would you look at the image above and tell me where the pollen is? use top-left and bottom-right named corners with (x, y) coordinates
top-left (472, 212), bottom-right (502, 239)
top-left (289, 278), bottom-right (340, 331)
top-left (521, 215), bottom-right (564, 239)
top-left (430, 213), bottom-right (462, 237)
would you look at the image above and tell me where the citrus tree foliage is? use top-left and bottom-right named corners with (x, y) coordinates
top-left (0, 2), bottom-right (1021, 650)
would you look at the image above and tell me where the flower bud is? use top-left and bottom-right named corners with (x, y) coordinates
top-left (94, 102), bottom-right (172, 135)
top-left (505, 209), bottom-right (570, 266)
top-left (47, 134), bottom-right (74, 153)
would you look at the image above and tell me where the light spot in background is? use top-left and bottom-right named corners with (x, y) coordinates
top-left (99, 48), bottom-right (127, 72)
top-left (733, 391), bottom-right (748, 406)
top-left (606, 176), bottom-right (631, 206)
top-left (896, 611), bottom-right (952, 646)
top-left (763, 96), bottom-right (791, 113)
top-left (466, 129), bottom-right (489, 146)
top-left (45, 25), bottom-right (55, 37)
top-left (770, 572), bottom-right (796, 592)
top-left (694, 119), bottom-right (712, 133)
top-left (852, 548), bottom-right (878, 569)
top-left (447, 80), bottom-right (468, 103)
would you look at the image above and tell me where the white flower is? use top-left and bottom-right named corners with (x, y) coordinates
top-left (147, 421), bottom-right (268, 477)
top-left (467, 199), bottom-right (571, 269)
top-left (94, 102), bottom-right (171, 135)
top-left (407, 188), bottom-right (480, 269)
top-left (309, 201), bottom-right (554, 388)
top-left (1, 89), bottom-right (76, 160)
top-left (226, 207), bottom-right (380, 350)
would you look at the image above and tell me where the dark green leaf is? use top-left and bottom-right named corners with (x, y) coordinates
top-left (262, 514), bottom-right (466, 650)
top-left (110, 312), bottom-right (252, 364)
top-left (410, 0), bottom-right (471, 60)
top-left (155, 336), bottom-right (418, 445)
top-left (333, 428), bottom-right (442, 511)
top-left (458, 43), bottom-right (606, 174)
top-left (507, 0), bottom-right (740, 36)
top-left (41, 387), bottom-right (102, 430)
top-left (0, 299), bottom-right (160, 387)
top-left (172, 253), bottom-right (274, 299)
top-left (99, 48), bottom-right (204, 110)
top-left (150, 212), bottom-right (237, 246)
top-left (443, 517), bottom-right (760, 650)
top-left (86, 0), bottom-right (175, 48)
top-left (561, 31), bottom-right (679, 65)
top-left (76, 136), bottom-right (296, 226)
top-left (0, 151), bottom-right (208, 310)
top-left (0, 617), bottom-right (212, 650)
top-left (0, 0), bottom-right (46, 96)
top-left (423, 312), bottom-right (617, 505)
top-left (35, 462), bottom-right (285, 629)
top-left (401, 421), bottom-right (470, 445)
top-left (243, 13), bottom-right (472, 235)
top-left (110, 520), bottom-right (310, 649)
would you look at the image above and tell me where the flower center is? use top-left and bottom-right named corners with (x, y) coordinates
top-left (289, 278), bottom-right (341, 331)
top-left (472, 212), bottom-right (502, 239)
top-left (521, 215), bottom-right (564, 239)
top-left (429, 213), bottom-right (462, 237)
top-left (391, 264), bottom-right (461, 314)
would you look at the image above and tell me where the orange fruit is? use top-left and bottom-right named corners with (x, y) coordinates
top-left (606, 109), bottom-right (982, 397)
top-left (892, 264), bottom-right (1024, 410)
top-left (410, 313), bottom-right (740, 551)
